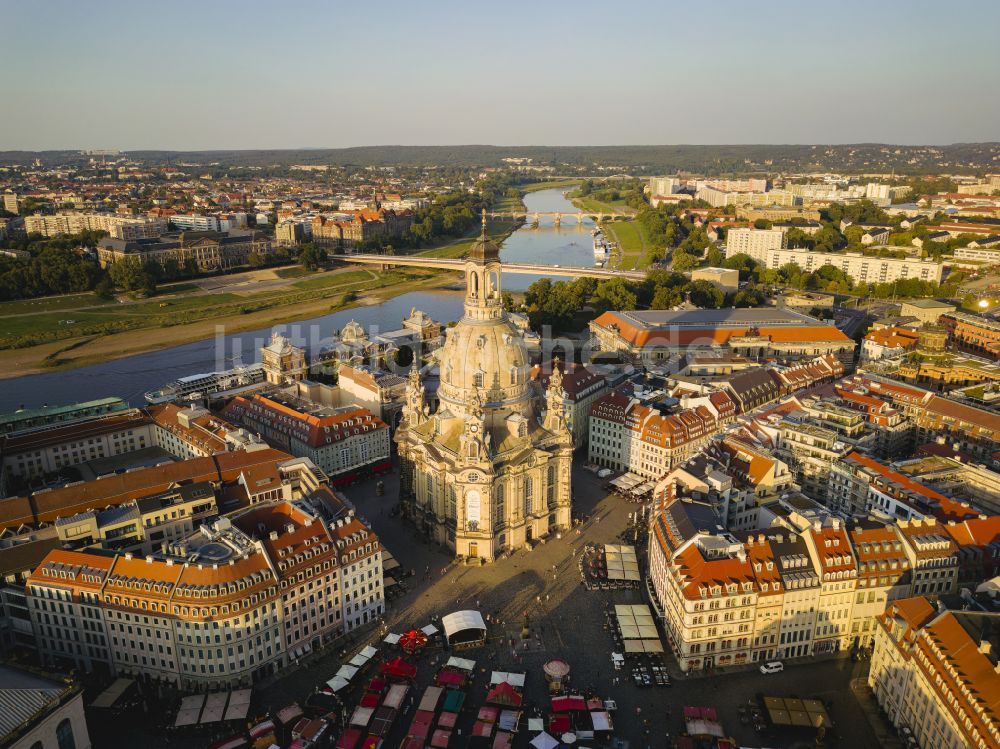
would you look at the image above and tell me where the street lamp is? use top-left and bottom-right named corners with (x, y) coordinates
top-left (979, 299), bottom-right (990, 310)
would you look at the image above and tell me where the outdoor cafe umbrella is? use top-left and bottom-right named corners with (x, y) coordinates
top-left (562, 733), bottom-right (578, 745)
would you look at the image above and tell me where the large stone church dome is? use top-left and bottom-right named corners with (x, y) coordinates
top-left (437, 315), bottom-right (531, 411)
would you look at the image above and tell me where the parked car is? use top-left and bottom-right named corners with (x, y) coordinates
top-left (759, 660), bottom-right (784, 674)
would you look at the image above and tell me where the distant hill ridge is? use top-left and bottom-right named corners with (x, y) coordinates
top-left (2, 143), bottom-right (998, 174)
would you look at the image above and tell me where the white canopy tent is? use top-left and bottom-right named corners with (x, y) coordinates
top-left (446, 656), bottom-right (476, 671)
top-left (490, 671), bottom-right (526, 688)
top-left (384, 633), bottom-right (401, 644)
top-left (326, 676), bottom-right (350, 692)
top-left (360, 645), bottom-right (379, 659)
top-left (91, 678), bottom-right (135, 709)
top-left (441, 610), bottom-right (486, 646)
top-left (421, 623), bottom-right (440, 636)
top-left (335, 664), bottom-right (359, 681)
top-left (349, 653), bottom-right (370, 668)
top-left (530, 732), bottom-right (559, 749)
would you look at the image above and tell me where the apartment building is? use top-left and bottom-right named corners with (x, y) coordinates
top-left (649, 177), bottom-right (681, 196)
top-left (939, 311), bottom-right (1000, 361)
top-left (24, 212), bottom-right (167, 239)
top-left (146, 403), bottom-right (264, 458)
top-left (828, 452), bottom-right (979, 523)
top-left (1, 404), bottom-right (261, 483)
top-left (725, 227), bottom-right (787, 255)
top-left (531, 362), bottom-right (608, 448)
top-left (861, 326), bottom-right (920, 362)
top-left (588, 393), bottom-right (722, 479)
top-left (847, 520), bottom-right (914, 648)
top-left (221, 395), bottom-right (391, 485)
top-left (725, 243), bottom-right (945, 285)
top-left (25, 500), bottom-right (384, 688)
top-left (0, 410), bottom-right (156, 481)
top-left (869, 597), bottom-right (999, 749)
top-left (896, 518), bottom-right (960, 597)
top-left (647, 480), bottom-right (985, 675)
top-left (0, 449), bottom-right (322, 536)
top-left (52, 481), bottom-right (218, 555)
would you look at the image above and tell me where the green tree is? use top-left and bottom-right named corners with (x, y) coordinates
top-left (688, 280), bottom-right (724, 308)
top-left (672, 249), bottom-right (698, 272)
top-left (297, 243), bottom-right (326, 271)
top-left (593, 278), bottom-right (638, 312)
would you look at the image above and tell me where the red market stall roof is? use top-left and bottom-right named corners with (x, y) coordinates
top-left (431, 729), bottom-right (452, 748)
top-left (360, 693), bottom-right (380, 708)
top-left (551, 696), bottom-right (587, 712)
top-left (486, 682), bottom-right (522, 707)
top-left (367, 678), bottom-right (386, 693)
top-left (472, 720), bottom-right (494, 737)
top-left (493, 732), bottom-right (513, 749)
top-left (402, 740), bottom-right (424, 749)
top-left (361, 738), bottom-right (382, 749)
top-left (408, 717), bottom-right (432, 740)
top-left (477, 706), bottom-right (499, 723)
top-left (380, 657), bottom-right (417, 680)
top-left (437, 711), bottom-right (458, 729)
top-left (436, 669), bottom-right (465, 687)
top-left (336, 728), bottom-right (363, 749)
top-left (549, 714), bottom-right (571, 734)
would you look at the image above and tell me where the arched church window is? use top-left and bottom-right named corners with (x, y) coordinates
top-left (523, 476), bottom-right (534, 516)
top-left (474, 372), bottom-right (484, 388)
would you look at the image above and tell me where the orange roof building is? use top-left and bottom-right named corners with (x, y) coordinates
top-left (589, 308), bottom-right (855, 366)
top-left (26, 500), bottom-right (384, 689)
top-left (870, 596), bottom-right (1000, 749)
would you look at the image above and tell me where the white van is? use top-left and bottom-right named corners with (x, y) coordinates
top-left (759, 661), bottom-right (784, 674)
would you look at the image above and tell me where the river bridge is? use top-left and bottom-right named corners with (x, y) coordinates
top-left (487, 209), bottom-right (634, 224)
top-left (334, 254), bottom-right (646, 281)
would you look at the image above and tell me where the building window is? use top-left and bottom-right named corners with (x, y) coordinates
top-left (523, 476), bottom-right (533, 516)
top-left (57, 718), bottom-right (76, 749)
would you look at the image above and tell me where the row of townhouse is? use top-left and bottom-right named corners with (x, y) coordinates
top-left (647, 490), bottom-right (996, 673)
top-left (221, 395), bottom-right (391, 486)
top-left (24, 499), bottom-right (383, 690)
top-left (588, 356), bottom-right (844, 481)
top-left (588, 391), bottom-right (733, 479)
top-left (1, 404), bottom-right (262, 483)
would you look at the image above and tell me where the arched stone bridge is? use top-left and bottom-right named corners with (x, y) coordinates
top-left (487, 209), bottom-right (634, 224)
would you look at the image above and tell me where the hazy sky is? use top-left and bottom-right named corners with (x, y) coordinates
top-left (5, 0), bottom-right (999, 150)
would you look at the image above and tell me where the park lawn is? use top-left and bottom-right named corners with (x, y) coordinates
top-left (275, 266), bottom-right (313, 279)
top-left (572, 196), bottom-right (630, 214)
top-left (0, 310), bottom-right (129, 339)
top-left (492, 195), bottom-right (523, 212)
top-left (601, 220), bottom-right (649, 271)
top-left (519, 178), bottom-right (580, 193)
top-left (0, 292), bottom-right (115, 315)
top-left (290, 270), bottom-right (373, 291)
top-left (101, 293), bottom-right (245, 316)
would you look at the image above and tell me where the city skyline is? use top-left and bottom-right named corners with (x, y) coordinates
top-left (5, 0), bottom-right (1000, 150)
